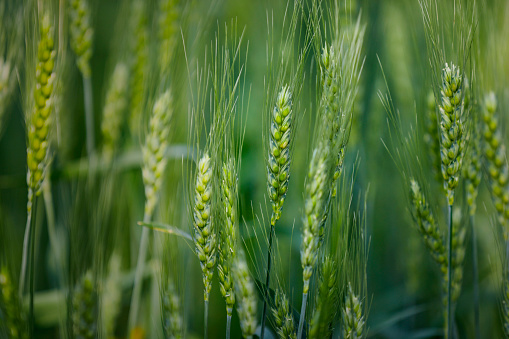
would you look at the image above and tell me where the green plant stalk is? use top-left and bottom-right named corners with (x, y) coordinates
top-left (297, 292), bottom-right (308, 339)
top-left (128, 212), bottom-right (150, 332)
top-left (204, 299), bottom-right (209, 339)
top-left (447, 204), bottom-right (453, 339)
top-left (471, 215), bottom-right (480, 339)
top-left (28, 197), bottom-right (39, 337)
top-left (19, 194), bottom-right (34, 297)
top-left (83, 75), bottom-right (95, 158)
top-left (226, 314), bottom-right (232, 339)
top-left (260, 222), bottom-right (275, 339)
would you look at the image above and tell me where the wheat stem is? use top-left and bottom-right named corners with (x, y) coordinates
top-left (83, 75), bottom-right (95, 157)
top-left (447, 203), bottom-right (453, 339)
top-left (19, 191), bottom-right (33, 298)
top-left (297, 292), bottom-right (308, 339)
top-left (260, 222), bottom-right (275, 339)
top-left (470, 215), bottom-right (480, 339)
top-left (28, 197), bottom-right (39, 337)
top-left (128, 212), bottom-right (150, 332)
top-left (204, 299), bottom-right (209, 339)
top-left (226, 314), bottom-right (232, 339)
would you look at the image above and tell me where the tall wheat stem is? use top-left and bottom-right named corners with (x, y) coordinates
top-left (447, 204), bottom-right (453, 339)
top-left (128, 212), bottom-right (150, 332)
top-left (204, 299), bottom-right (209, 339)
top-left (28, 197), bottom-right (39, 337)
top-left (297, 292), bottom-right (308, 339)
top-left (470, 215), bottom-right (480, 339)
top-left (83, 75), bottom-right (95, 157)
top-left (226, 314), bottom-right (232, 339)
top-left (260, 222), bottom-right (275, 339)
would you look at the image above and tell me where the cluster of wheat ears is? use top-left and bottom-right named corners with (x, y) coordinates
top-left (0, 0), bottom-right (509, 338)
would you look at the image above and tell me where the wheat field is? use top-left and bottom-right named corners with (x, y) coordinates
top-left (1, 0), bottom-right (509, 338)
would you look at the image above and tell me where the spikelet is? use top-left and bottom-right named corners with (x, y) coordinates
top-left (68, 0), bottom-right (93, 78)
top-left (424, 91), bottom-right (442, 181)
top-left (128, 0), bottom-right (149, 136)
top-left (192, 153), bottom-right (217, 301)
top-left (158, 0), bottom-right (180, 73)
top-left (218, 159), bottom-right (237, 316)
top-left (26, 13), bottom-right (56, 212)
top-left (309, 257), bottom-right (338, 339)
top-left (233, 249), bottom-right (257, 339)
top-left (439, 63), bottom-right (465, 205)
top-left (72, 271), bottom-right (98, 339)
top-left (482, 92), bottom-right (509, 238)
top-left (272, 288), bottom-right (296, 339)
top-left (0, 267), bottom-right (27, 339)
top-left (268, 85), bottom-right (293, 226)
top-left (301, 143), bottom-right (331, 294)
top-left (162, 279), bottom-right (183, 339)
top-left (409, 179), bottom-right (447, 272)
top-left (342, 282), bottom-right (365, 339)
top-left (142, 89), bottom-right (173, 219)
top-left (101, 62), bottom-right (128, 162)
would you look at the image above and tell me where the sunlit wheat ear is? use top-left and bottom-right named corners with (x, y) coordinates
top-left (233, 249), bottom-right (257, 339)
top-left (218, 159), bottom-right (237, 316)
top-left (482, 92), bottom-right (509, 237)
top-left (26, 13), bottom-right (56, 212)
top-left (129, 0), bottom-right (148, 137)
top-left (409, 179), bottom-right (447, 272)
top-left (72, 271), bottom-right (98, 339)
top-left (439, 63), bottom-right (465, 205)
top-left (192, 153), bottom-right (217, 302)
top-left (68, 0), bottom-right (93, 78)
top-left (162, 279), bottom-right (183, 339)
top-left (101, 62), bottom-right (128, 163)
top-left (309, 257), bottom-right (338, 339)
top-left (342, 282), bottom-right (365, 339)
top-left (424, 91), bottom-right (442, 181)
top-left (0, 267), bottom-right (26, 338)
top-left (158, 0), bottom-right (180, 73)
top-left (268, 85), bottom-right (293, 226)
top-left (272, 288), bottom-right (296, 339)
top-left (142, 89), bottom-right (173, 219)
top-left (301, 143), bottom-right (331, 295)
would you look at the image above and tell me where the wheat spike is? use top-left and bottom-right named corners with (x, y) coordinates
top-left (342, 282), bottom-right (365, 339)
top-left (162, 279), bottom-right (183, 339)
top-left (439, 63), bottom-right (465, 205)
top-left (101, 62), bottom-right (129, 162)
top-left (68, 0), bottom-right (93, 78)
top-left (218, 159), bottom-right (237, 316)
top-left (272, 288), bottom-right (296, 339)
top-left (192, 153), bottom-right (217, 302)
top-left (268, 85), bottom-right (293, 226)
top-left (233, 249), bottom-right (257, 339)
top-left (142, 89), bottom-right (173, 219)
top-left (72, 271), bottom-right (98, 339)
top-left (0, 267), bottom-right (27, 339)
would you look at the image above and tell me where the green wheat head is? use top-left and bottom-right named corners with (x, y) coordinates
top-left (271, 287), bottom-right (296, 339)
top-left (68, 0), bottom-right (93, 78)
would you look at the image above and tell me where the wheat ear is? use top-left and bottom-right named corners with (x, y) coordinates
top-left (233, 249), bottom-right (257, 339)
top-left (72, 271), bottom-right (98, 339)
top-left (162, 279), bottom-right (183, 339)
top-left (69, 0), bottom-right (95, 156)
top-left (342, 282), bottom-right (365, 339)
top-left (0, 267), bottom-right (27, 339)
top-left (272, 288), bottom-right (296, 339)
top-left (298, 143), bottom-right (331, 338)
top-left (101, 62), bottom-right (128, 163)
top-left (218, 159), bottom-right (238, 338)
top-left (309, 257), bottom-right (338, 339)
top-left (129, 89), bottom-right (173, 331)
top-left (158, 0), bottom-right (180, 73)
